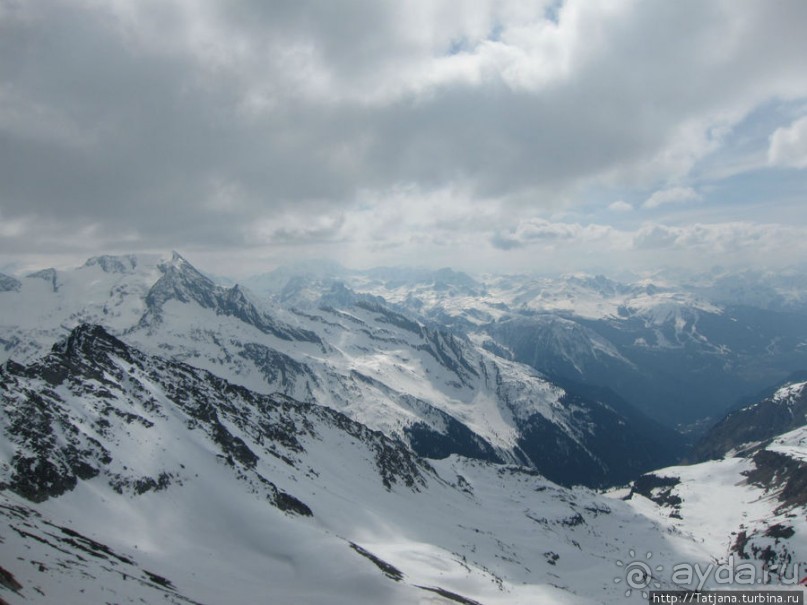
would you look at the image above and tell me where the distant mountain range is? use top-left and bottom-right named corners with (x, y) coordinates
top-left (2, 253), bottom-right (807, 603)
top-left (0, 252), bottom-right (683, 487)
top-left (245, 262), bottom-right (807, 430)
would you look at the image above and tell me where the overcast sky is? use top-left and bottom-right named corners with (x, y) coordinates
top-left (1, 0), bottom-right (807, 277)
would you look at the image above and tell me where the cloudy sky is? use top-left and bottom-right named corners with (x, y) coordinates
top-left (1, 0), bottom-right (807, 277)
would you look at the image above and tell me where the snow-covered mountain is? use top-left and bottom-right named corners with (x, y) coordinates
top-left (3, 254), bottom-right (807, 603)
top-left (691, 378), bottom-right (807, 461)
top-left (684, 267), bottom-right (807, 313)
top-left (0, 253), bottom-right (678, 487)
top-left (627, 426), bottom-right (807, 587)
top-left (3, 324), bottom-right (803, 604)
top-left (621, 377), bottom-right (807, 590)
top-left (262, 265), bottom-right (807, 430)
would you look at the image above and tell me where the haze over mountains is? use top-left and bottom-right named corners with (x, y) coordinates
top-left (244, 258), bottom-right (807, 429)
top-left (1, 252), bottom-right (807, 604)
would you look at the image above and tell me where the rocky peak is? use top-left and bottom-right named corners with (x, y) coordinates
top-left (146, 253), bottom-right (218, 312)
top-left (53, 324), bottom-right (131, 361)
top-left (319, 282), bottom-right (386, 309)
top-left (83, 254), bottom-right (138, 274)
top-left (0, 327), bottom-right (429, 509)
top-left (691, 379), bottom-right (807, 462)
top-left (139, 254), bottom-right (322, 343)
top-left (0, 272), bottom-right (21, 292)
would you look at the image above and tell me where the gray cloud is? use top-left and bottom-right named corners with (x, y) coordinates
top-left (491, 217), bottom-right (617, 252)
top-left (1, 0), bottom-right (807, 271)
top-left (631, 221), bottom-right (807, 258)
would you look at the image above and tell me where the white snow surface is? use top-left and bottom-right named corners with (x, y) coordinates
top-left (3, 254), bottom-right (807, 603)
top-left (767, 424), bottom-right (807, 463)
top-left (772, 381), bottom-right (807, 405)
top-left (0, 336), bottom-right (709, 605)
top-left (0, 254), bottom-right (579, 456)
top-left (348, 271), bottom-right (723, 323)
top-left (621, 437), bottom-right (807, 591)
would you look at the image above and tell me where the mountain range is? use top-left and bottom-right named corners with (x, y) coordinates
top-left (1, 252), bottom-right (806, 603)
top-left (247, 262), bottom-right (807, 430)
top-left (0, 252), bottom-right (684, 487)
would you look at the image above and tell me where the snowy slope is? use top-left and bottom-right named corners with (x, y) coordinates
top-left (346, 269), bottom-right (732, 368)
top-left (624, 423), bottom-right (807, 591)
top-left (618, 377), bottom-right (807, 590)
top-left (692, 379), bottom-right (807, 461)
top-left (325, 266), bottom-right (807, 428)
top-left (0, 326), bottom-right (734, 604)
top-left (0, 254), bottom-right (673, 486)
top-left (0, 254), bottom-right (162, 363)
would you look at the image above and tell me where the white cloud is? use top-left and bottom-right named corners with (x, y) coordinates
top-left (489, 216), bottom-right (807, 270)
top-left (491, 218), bottom-right (620, 251)
top-left (768, 116), bottom-right (807, 169)
top-left (608, 200), bottom-right (633, 212)
top-left (631, 221), bottom-right (807, 257)
top-left (632, 224), bottom-right (679, 249)
top-left (643, 187), bottom-right (702, 209)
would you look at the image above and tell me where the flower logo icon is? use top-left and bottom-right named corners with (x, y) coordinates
top-left (614, 549), bottom-right (664, 598)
